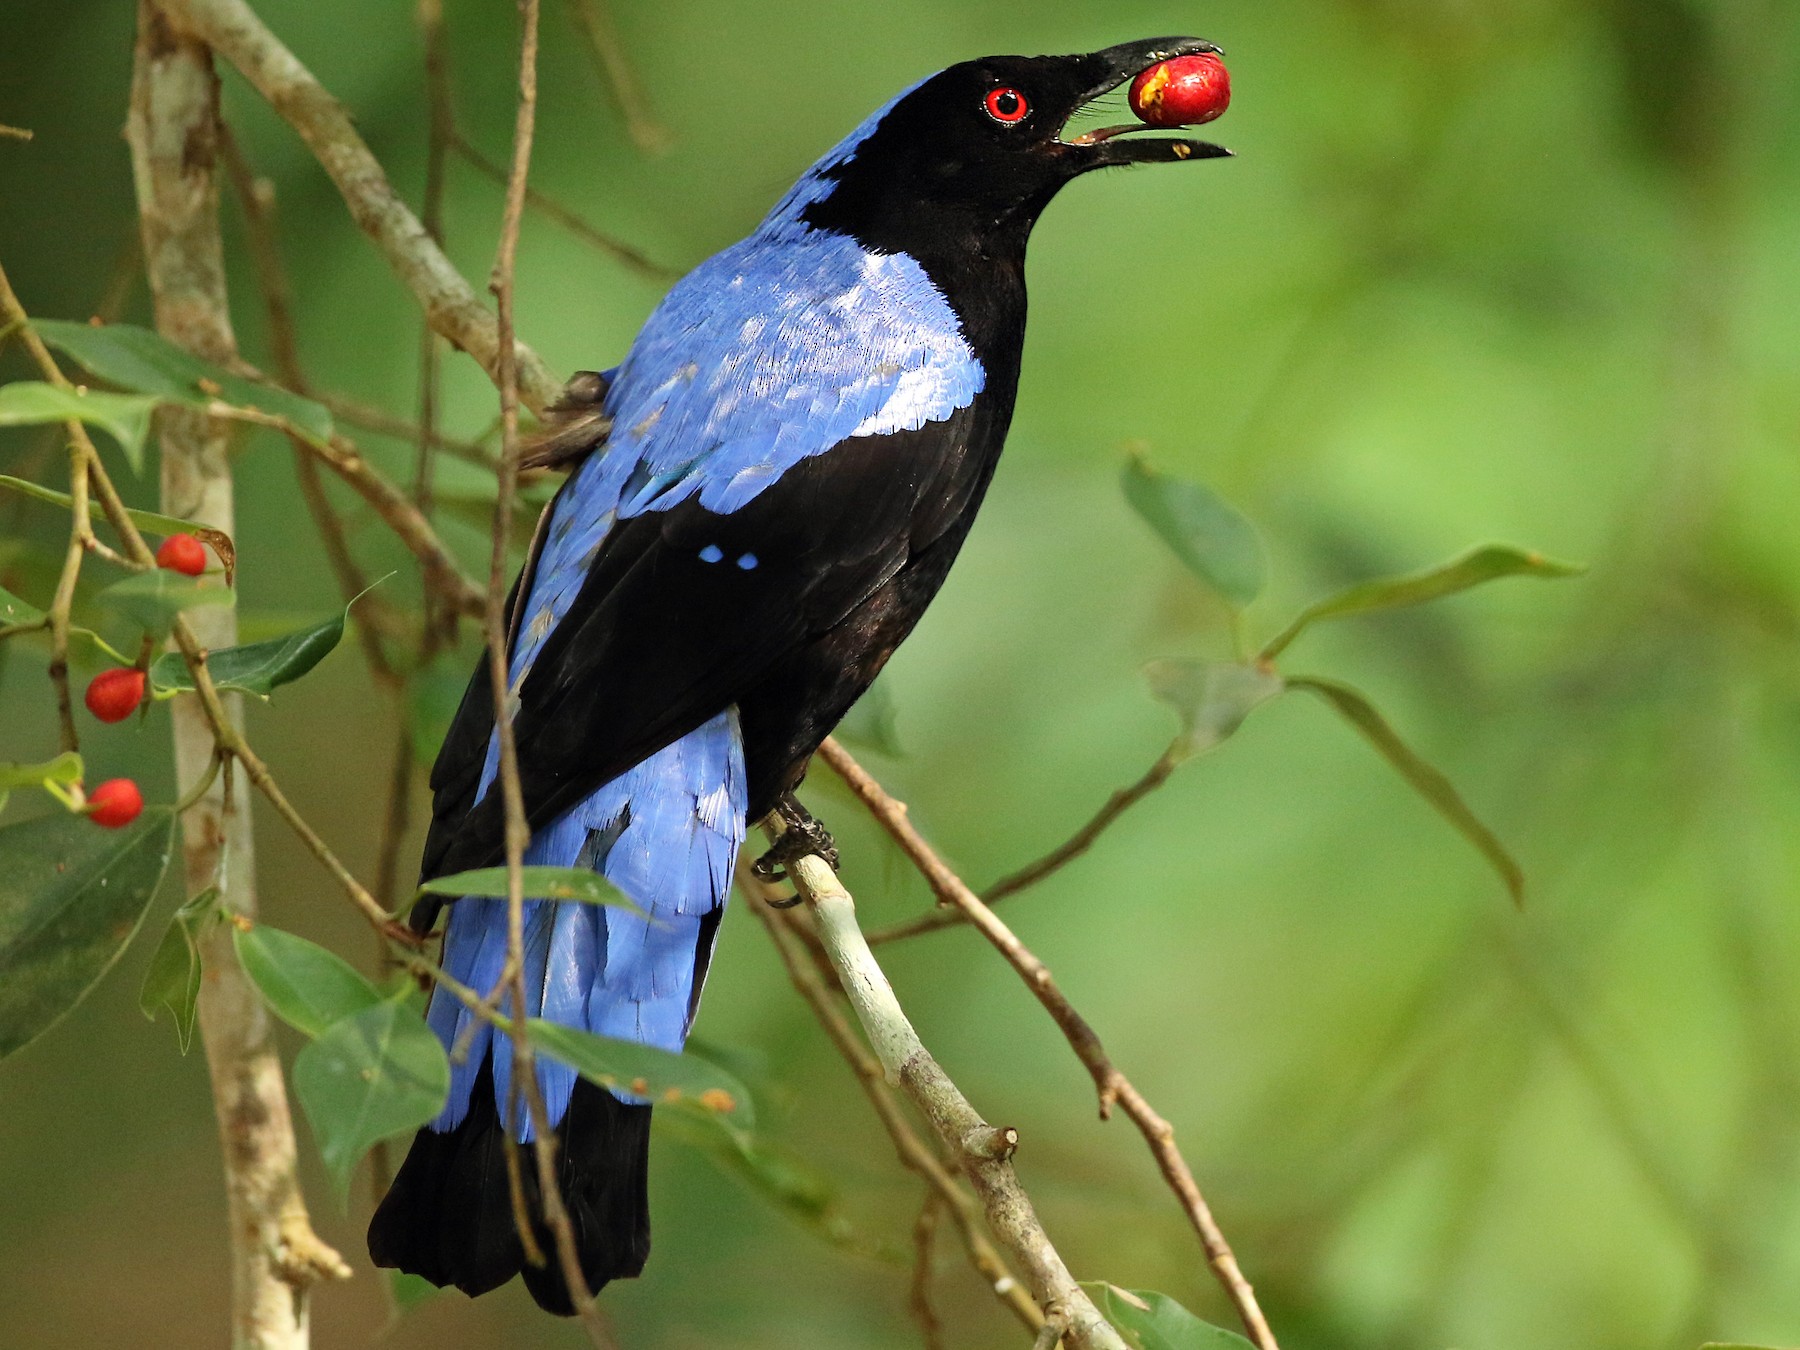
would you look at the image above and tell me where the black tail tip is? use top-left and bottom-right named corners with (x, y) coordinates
top-left (368, 1060), bottom-right (653, 1315)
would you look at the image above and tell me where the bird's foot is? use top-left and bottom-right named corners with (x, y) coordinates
top-left (753, 794), bottom-right (840, 891)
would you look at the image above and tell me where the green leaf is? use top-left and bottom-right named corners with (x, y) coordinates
top-left (293, 1000), bottom-right (449, 1197)
top-left (1260, 544), bottom-right (1584, 660)
top-left (1081, 1284), bottom-right (1257, 1350)
top-left (1, 581), bottom-right (46, 629)
top-left (0, 381), bottom-right (158, 470)
top-left (35, 319), bottom-right (334, 446)
top-left (98, 569), bottom-right (234, 634)
top-left (1122, 454), bottom-right (1266, 608)
top-left (234, 922), bottom-right (384, 1039)
top-left (527, 1018), bottom-right (755, 1128)
top-left (1289, 675), bottom-right (1524, 905)
top-left (0, 805), bottom-right (176, 1061)
top-left (835, 676), bottom-right (903, 757)
top-left (150, 607), bottom-right (348, 699)
top-left (0, 751), bottom-right (84, 814)
top-left (0, 473), bottom-right (235, 580)
top-left (1700, 1343), bottom-right (1799, 1349)
top-left (138, 888), bottom-right (219, 1053)
top-left (1144, 660), bottom-right (1284, 763)
top-left (419, 865), bottom-right (645, 915)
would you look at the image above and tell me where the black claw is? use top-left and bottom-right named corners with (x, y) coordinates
top-left (751, 793), bottom-right (840, 891)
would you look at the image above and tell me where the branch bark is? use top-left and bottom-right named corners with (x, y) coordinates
top-left (760, 825), bottom-right (1128, 1350)
top-left (126, 8), bottom-right (349, 1347)
top-left (151, 0), bottom-right (561, 411)
top-left (745, 877), bottom-right (1045, 1336)
top-left (817, 738), bottom-right (1280, 1350)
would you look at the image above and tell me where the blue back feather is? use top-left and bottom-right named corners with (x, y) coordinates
top-left (428, 78), bottom-right (982, 1140)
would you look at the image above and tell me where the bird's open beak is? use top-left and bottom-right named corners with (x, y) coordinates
top-left (1058, 36), bottom-right (1232, 169)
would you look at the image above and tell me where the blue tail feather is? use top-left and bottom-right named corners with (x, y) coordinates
top-left (428, 708), bottom-right (745, 1143)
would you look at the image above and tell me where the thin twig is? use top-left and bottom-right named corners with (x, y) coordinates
top-left (415, 0), bottom-right (453, 523)
top-left (481, 0), bottom-right (607, 1335)
top-left (316, 391), bottom-right (496, 470)
top-left (122, 13), bottom-right (348, 1347)
top-left (221, 127), bottom-right (405, 684)
top-left (561, 0), bottom-right (671, 155)
top-left (45, 440), bottom-right (88, 754)
top-left (757, 827), bottom-right (1127, 1350)
top-left (818, 738), bottom-right (1280, 1350)
top-left (910, 1191), bottom-right (948, 1350)
top-left (152, 0), bottom-right (561, 410)
top-left (747, 878), bottom-right (1044, 1336)
top-left (870, 746), bottom-right (1181, 945)
top-left (0, 123), bottom-right (34, 140)
top-left (450, 130), bottom-right (675, 280)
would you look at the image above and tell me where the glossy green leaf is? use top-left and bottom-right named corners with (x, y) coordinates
top-left (234, 922), bottom-right (384, 1039)
top-left (1122, 454), bottom-right (1266, 608)
top-left (35, 319), bottom-right (334, 446)
top-left (150, 607), bottom-right (347, 699)
top-left (527, 1018), bottom-right (755, 1128)
top-left (0, 751), bottom-right (83, 814)
top-left (98, 569), bottom-right (234, 634)
top-left (138, 887), bottom-right (219, 1053)
top-left (1144, 660), bottom-right (1284, 763)
top-left (293, 1000), bottom-right (450, 1197)
top-left (1261, 544), bottom-right (1584, 660)
top-left (0, 577), bottom-right (132, 667)
top-left (0, 381), bottom-right (157, 470)
top-left (1082, 1284), bottom-right (1257, 1350)
top-left (0, 473), bottom-right (235, 579)
top-left (1290, 675), bottom-right (1524, 905)
top-left (420, 865), bottom-right (644, 915)
top-left (0, 805), bottom-right (176, 1060)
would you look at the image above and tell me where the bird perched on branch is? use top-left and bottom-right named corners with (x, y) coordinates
top-left (369, 36), bottom-right (1230, 1313)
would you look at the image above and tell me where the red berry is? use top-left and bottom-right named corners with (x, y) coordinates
top-left (84, 667), bottom-right (147, 723)
top-left (1129, 53), bottom-right (1231, 129)
top-left (88, 778), bottom-right (144, 828)
top-left (156, 534), bottom-right (207, 576)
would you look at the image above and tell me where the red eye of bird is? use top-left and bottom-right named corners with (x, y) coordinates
top-left (984, 87), bottom-right (1029, 124)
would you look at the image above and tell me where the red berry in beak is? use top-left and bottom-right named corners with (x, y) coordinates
top-left (84, 667), bottom-right (147, 723)
top-left (88, 778), bottom-right (144, 828)
top-left (1129, 53), bottom-right (1231, 129)
top-left (156, 533), bottom-right (208, 576)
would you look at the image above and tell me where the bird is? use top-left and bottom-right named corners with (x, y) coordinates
top-left (367, 35), bottom-right (1229, 1314)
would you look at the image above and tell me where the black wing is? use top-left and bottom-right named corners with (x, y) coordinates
top-left (417, 406), bottom-right (989, 890)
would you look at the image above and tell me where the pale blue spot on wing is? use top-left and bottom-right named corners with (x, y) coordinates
top-left (698, 543), bottom-right (724, 564)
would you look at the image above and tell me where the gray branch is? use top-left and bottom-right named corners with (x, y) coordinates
top-left (154, 0), bottom-right (562, 411)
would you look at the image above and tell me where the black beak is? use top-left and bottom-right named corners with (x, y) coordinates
top-left (1058, 36), bottom-right (1233, 169)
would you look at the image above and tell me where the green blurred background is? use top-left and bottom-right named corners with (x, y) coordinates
top-left (4, 1), bottom-right (1800, 1347)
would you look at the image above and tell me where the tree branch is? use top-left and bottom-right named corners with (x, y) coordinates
top-left (817, 738), bottom-right (1280, 1350)
top-left (450, 130), bottom-right (675, 280)
top-left (478, 2), bottom-right (609, 1338)
top-left (152, 0), bottom-right (561, 411)
top-left (869, 746), bottom-right (1181, 945)
top-left (126, 10), bottom-right (349, 1347)
top-left (745, 877), bottom-right (1045, 1336)
top-left (756, 825), bottom-right (1129, 1350)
